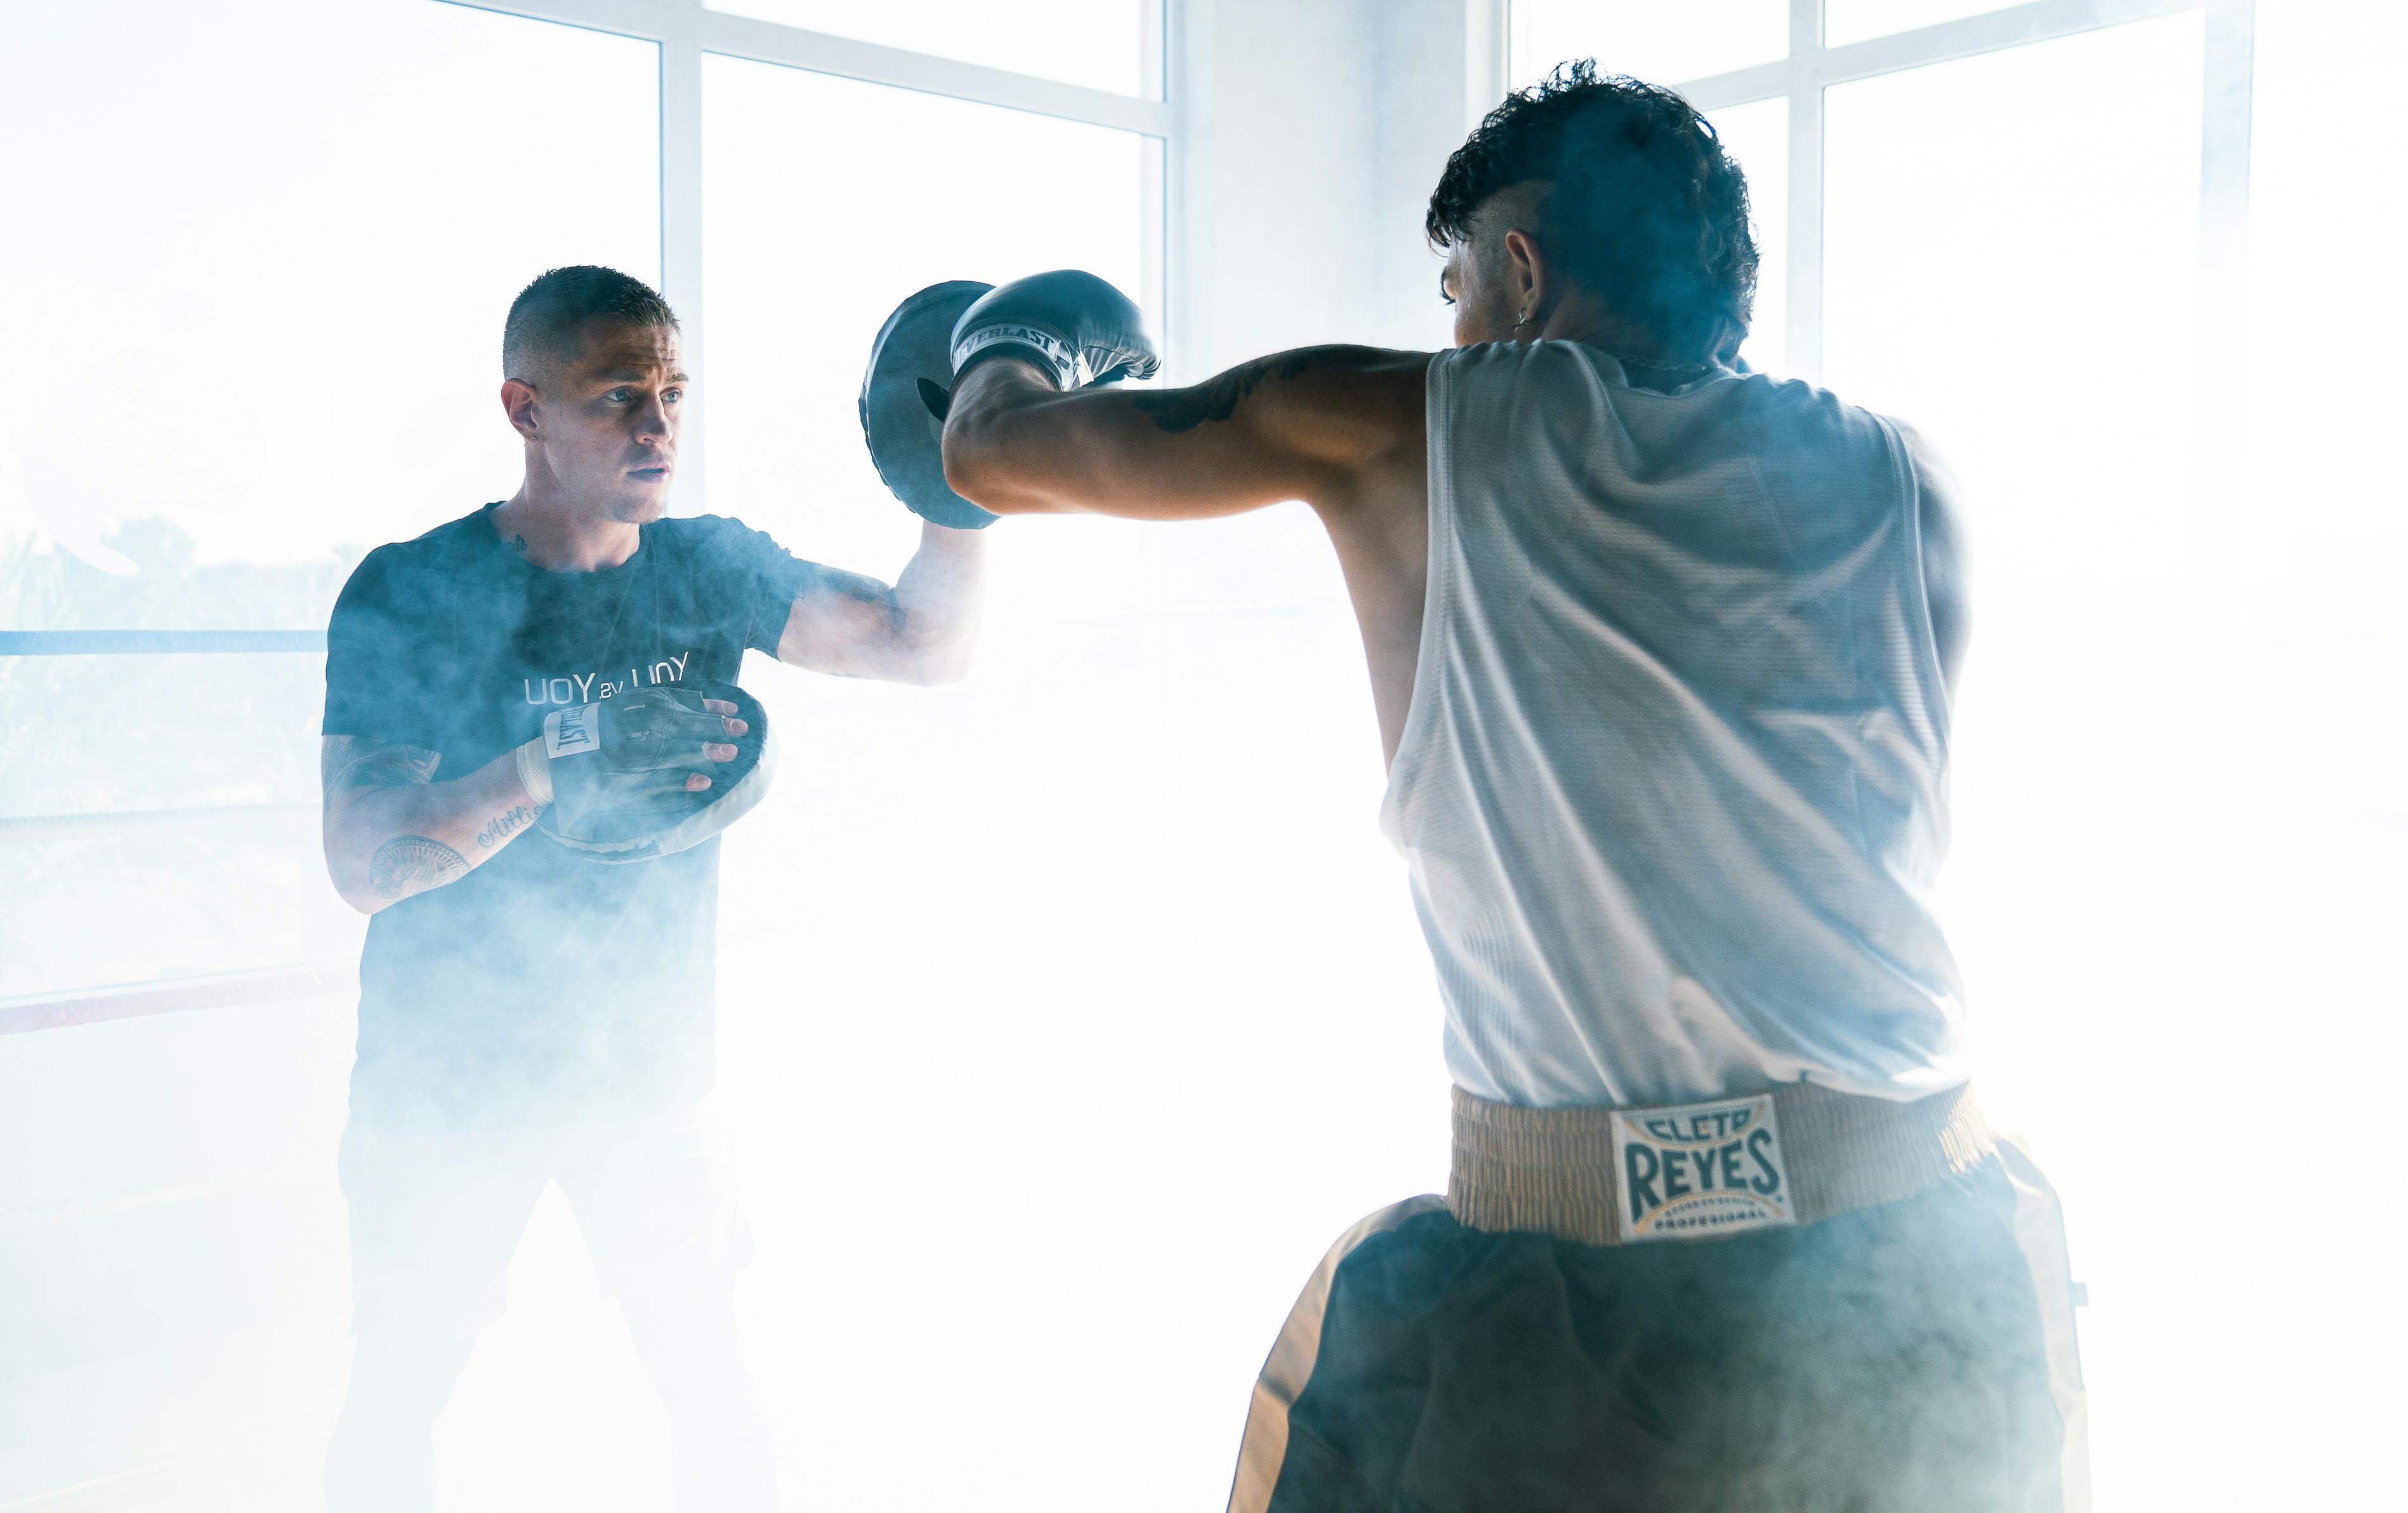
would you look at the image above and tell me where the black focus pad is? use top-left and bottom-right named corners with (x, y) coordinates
top-left (859, 280), bottom-right (998, 531)
top-left (540, 680), bottom-right (777, 864)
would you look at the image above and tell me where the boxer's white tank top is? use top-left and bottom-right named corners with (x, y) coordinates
top-left (1381, 341), bottom-right (1969, 1109)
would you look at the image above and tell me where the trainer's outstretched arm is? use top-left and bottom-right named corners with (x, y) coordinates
top-left (942, 346), bottom-right (1430, 523)
top-left (775, 519), bottom-right (985, 685)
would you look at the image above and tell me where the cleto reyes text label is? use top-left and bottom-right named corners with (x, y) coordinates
top-left (1610, 1093), bottom-right (1796, 1242)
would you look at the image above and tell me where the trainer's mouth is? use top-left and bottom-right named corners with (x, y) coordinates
top-left (629, 465), bottom-right (671, 482)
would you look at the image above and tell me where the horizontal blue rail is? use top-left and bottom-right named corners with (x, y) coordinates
top-left (0, 958), bottom-right (357, 1035)
top-left (0, 630), bottom-right (326, 656)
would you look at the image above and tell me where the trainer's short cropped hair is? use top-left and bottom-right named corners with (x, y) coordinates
top-left (503, 265), bottom-right (680, 384)
top-left (1428, 62), bottom-right (1759, 362)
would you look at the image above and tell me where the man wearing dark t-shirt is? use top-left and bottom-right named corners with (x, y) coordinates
top-left (319, 267), bottom-right (983, 1512)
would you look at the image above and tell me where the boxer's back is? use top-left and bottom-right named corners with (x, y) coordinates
top-left (1386, 340), bottom-right (1966, 1110)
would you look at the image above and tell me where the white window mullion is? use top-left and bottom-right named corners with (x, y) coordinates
top-left (2197, 0), bottom-right (2253, 294)
top-left (2196, 0), bottom-right (2254, 548)
top-left (443, 0), bottom-right (1171, 136)
top-left (1787, 0), bottom-right (1826, 381)
top-left (695, 8), bottom-right (1173, 136)
top-left (660, 2), bottom-right (707, 515)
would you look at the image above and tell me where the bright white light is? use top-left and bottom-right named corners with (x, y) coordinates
top-left (1826, 0), bottom-right (2016, 48)
top-left (0, 0), bottom-right (658, 572)
top-left (1703, 95), bottom-right (1789, 376)
top-left (697, 53), bottom-right (1448, 1510)
top-left (1826, 11), bottom-right (2408, 1508)
top-left (9, 3), bottom-right (2406, 1510)
top-left (1510, 0), bottom-right (1787, 90)
top-left (706, 0), bottom-right (1160, 97)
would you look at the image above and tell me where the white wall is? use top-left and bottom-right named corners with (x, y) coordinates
top-left (1173, 0), bottom-right (1483, 373)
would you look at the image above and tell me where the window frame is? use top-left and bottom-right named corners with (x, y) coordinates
top-left (0, 0), bottom-right (1177, 1031)
top-left (449, 0), bottom-right (1176, 513)
top-left (1503, 0), bottom-right (2254, 382)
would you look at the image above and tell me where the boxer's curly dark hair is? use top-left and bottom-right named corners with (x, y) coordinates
top-left (504, 265), bottom-right (681, 383)
top-left (1428, 62), bottom-right (1758, 362)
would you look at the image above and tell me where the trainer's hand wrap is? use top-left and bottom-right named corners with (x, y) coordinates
top-left (537, 684), bottom-right (748, 861)
top-left (949, 270), bottom-right (1159, 392)
top-left (514, 736), bottom-right (555, 806)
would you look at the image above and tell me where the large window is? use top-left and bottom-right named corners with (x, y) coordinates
top-left (1, 3), bottom-right (1181, 1509)
top-left (0, 3), bottom-right (666, 1502)
top-left (0, 0), bottom-right (660, 1007)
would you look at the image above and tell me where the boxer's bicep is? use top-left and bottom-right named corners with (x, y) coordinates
top-left (947, 346), bottom-right (1428, 520)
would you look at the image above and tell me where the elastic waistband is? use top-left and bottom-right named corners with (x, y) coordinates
top-left (1447, 1081), bottom-right (1995, 1245)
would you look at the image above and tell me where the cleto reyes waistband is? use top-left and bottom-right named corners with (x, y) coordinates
top-left (1447, 1080), bottom-right (1994, 1246)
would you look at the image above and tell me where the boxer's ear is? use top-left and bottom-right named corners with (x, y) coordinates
top-left (1503, 227), bottom-right (1549, 332)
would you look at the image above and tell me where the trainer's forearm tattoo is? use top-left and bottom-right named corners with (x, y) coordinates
top-left (1133, 351), bottom-right (1318, 433)
top-left (322, 736), bottom-right (440, 794)
top-left (475, 804), bottom-right (537, 850)
top-left (367, 836), bottom-right (468, 900)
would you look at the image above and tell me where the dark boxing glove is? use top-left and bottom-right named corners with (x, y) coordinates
top-left (949, 270), bottom-right (1160, 392)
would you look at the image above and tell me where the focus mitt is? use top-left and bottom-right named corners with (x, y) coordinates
top-left (859, 280), bottom-right (999, 531)
top-left (537, 679), bottom-right (775, 864)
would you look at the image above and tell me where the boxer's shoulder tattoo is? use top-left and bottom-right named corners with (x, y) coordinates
top-left (367, 835), bottom-right (468, 899)
top-left (322, 736), bottom-right (440, 795)
top-left (475, 804), bottom-right (537, 850)
top-left (1135, 350), bottom-right (1322, 433)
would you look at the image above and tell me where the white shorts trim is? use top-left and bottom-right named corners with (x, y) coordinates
top-left (1225, 1195), bottom-right (1447, 1513)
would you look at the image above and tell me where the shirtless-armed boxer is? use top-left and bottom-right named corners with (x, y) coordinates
top-left (924, 65), bottom-right (2084, 1513)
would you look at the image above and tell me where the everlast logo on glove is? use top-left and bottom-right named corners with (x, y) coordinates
top-left (544, 701), bottom-right (602, 758)
top-left (1610, 1094), bottom-right (1796, 1242)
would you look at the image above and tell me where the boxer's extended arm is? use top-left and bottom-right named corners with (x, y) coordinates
top-left (775, 520), bottom-right (984, 684)
top-left (942, 346), bottom-right (1431, 522)
top-left (320, 736), bottom-right (545, 915)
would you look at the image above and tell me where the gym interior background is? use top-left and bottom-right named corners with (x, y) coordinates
top-left (1, 0), bottom-right (2399, 1506)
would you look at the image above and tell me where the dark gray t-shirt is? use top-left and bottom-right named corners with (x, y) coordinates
top-left (322, 503), bottom-right (819, 1130)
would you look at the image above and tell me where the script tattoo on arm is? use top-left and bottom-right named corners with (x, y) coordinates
top-left (475, 805), bottom-right (537, 850)
top-left (367, 835), bottom-right (468, 901)
top-left (1132, 351), bottom-right (1319, 434)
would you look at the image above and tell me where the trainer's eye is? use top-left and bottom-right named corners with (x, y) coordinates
top-left (606, 387), bottom-right (634, 402)
top-left (1437, 276), bottom-right (1456, 308)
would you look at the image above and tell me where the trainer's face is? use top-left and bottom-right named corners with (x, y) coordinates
top-left (516, 319), bottom-right (685, 522)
